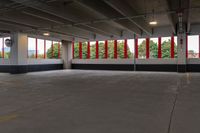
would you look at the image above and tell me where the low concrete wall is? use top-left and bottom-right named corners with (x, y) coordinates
top-left (72, 59), bottom-right (134, 64)
top-left (28, 59), bottom-right (63, 65)
top-left (187, 58), bottom-right (200, 64)
top-left (0, 59), bottom-right (63, 65)
top-left (136, 59), bottom-right (177, 64)
top-left (0, 59), bottom-right (11, 65)
top-left (72, 59), bottom-right (177, 64)
top-left (0, 59), bottom-right (63, 73)
top-left (72, 58), bottom-right (200, 72)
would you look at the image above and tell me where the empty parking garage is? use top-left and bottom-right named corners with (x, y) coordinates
top-left (0, 0), bottom-right (200, 133)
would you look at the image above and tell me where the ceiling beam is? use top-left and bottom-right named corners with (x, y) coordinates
top-left (103, 0), bottom-right (152, 36)
top-left (0, 18), bottom-right (91, 40)
top-left (75, 0), bottom-right (141, 35)
top-left (166, 0), bottom-right (177, 34)
top-left (22, 8), bottom-right (122, 38)
top-left (186, 0), bottom-right (191, 33)
top-left (10, 0), bottom-right (118, 38)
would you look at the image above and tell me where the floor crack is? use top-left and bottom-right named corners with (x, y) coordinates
top-left (167, 93), bottom-right (178, 133)
top-left (167, 74), bottom-right (183, 133)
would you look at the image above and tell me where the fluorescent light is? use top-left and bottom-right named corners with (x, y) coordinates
top-left (149, 21), bottom-right (158, 25)
top-left (43, 32), bottom-right (50, 36)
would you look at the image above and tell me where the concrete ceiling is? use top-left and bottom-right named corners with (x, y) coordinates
top-left (0, 0), bottom-right (199, 41)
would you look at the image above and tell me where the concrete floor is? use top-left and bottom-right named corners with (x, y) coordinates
top-left (0, 70), bottom-right (200, 133)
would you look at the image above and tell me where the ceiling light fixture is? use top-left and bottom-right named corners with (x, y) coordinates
top-left (43, 32), bottom-right (50, 36)
top-left (149, 9), bottom-right (158, 26)
top-left (149, 21), bottom-right (158, 25)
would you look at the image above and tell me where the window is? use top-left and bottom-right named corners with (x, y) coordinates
top-left (89, 41), bottom-right (95, 59)
top-left (0, 38), bottom-right (3, 58)
top-left (37, 39), bottom-right (45, 59)
top-left (188, 35), bottom-right (199, 58)
top-left (71, 37), bottom-right (178, 60)
top-left (52, 41), bottom-right (60, 59)
top-left (74, 42), bottom-right (79, 59)
top-left (3, 37), bottom-right (11, 59)
top-left (107, 40), bottom-right (114, 59)
top-left (174, 36), bottom-right (178, 58)
top-left (138, 38), bottom-right (146, 59)
top-left (46, 40), bottom-right (52, 59)
top-left (28, 37), bottom-right (62, 59)
top-left (98, 41), bottom-right (105, 59)
top-left (82, 42), bottom-right (87, 59)
top-left (117, 40), bottom-right (124, 59)
top-left (149, 38), bottom-right (158, 58)
top-left (28, 37), bottom-right (36, 58)
top-left (127, 39), bottom-right (134, 58)
top-left (161, 37), bottom-right (171, 58)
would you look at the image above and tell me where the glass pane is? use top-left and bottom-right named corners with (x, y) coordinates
top-left (99, 41), bottom-right (105, 59)
top-left (138, 38), bottom-right (146, 59)
top-left (162, 37), bottom-right (171, 58)
top-left (37, 39), bottom-right (44, 59)
top-left (188, 35), bottom-right (199, 58)
top-left (127, 39), bottom-right (134, 58)
top-left (90, 41), bottom-right (96, 59)
top-left (82, 42), bottom-right (87, 59)
top-left (59, 42), bottom-right (62, 59)
top-left (4, 37), bottom-right (11, 59)
top-left (0, 38), bottom-right (3, 58)
top-left (108, 40), bottom-right (114, 59)
top-left (74, 42), bottom-right (79, 59)
top-left (117, 40), bottom-right (124, 59)
top-left (28, 37), bottom-right (36, 58)
top-left (46, 40), bottom-right (52, 59)
top-left (52, 41), bottom-right (59, 59)
top-left (150, 38), bottom-right (158, 58)
top-left (174, 36), bottom-right (178, 58)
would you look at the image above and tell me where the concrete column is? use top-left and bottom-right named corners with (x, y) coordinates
top-left (10, 33), bottom-right (28, 73)
top-left (177, 33), bottom-right (187, 72)
top-left (62, 40), bottom-right (72, 69)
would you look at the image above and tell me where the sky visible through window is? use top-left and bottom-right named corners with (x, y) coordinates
top-left (188, 35), bottom-right (199, 53)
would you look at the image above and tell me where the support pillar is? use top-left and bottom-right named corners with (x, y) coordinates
top-left (177, 33), bottom-right (187, 72)
top-left (62, 40), bottom-right (72, 69)
top-left (10, 33), bottom-right (28, 74)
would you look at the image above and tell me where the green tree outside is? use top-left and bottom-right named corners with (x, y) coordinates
top-left (74, 41), bottom-right (133, 59)
top-left (47, 43), bottom-right (62, 59)
top-left (138, 39), bottom-right (177, 58)
top-left (74, 39), bottom-right (177, 59)
top-left (0, 51), bottom-right (10, 59)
